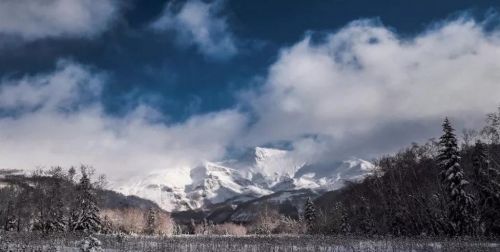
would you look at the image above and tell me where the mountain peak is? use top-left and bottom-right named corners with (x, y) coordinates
top-left (113, 148), bottom-right (375, 212)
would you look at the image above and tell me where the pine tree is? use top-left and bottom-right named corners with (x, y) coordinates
top-left (472, 140), bottom-right (500, 236)
top-left (70, 169), bottom-right (101, 234)
top-left (144, 207), bottom-right (157, 235)
top-left (304, 197), bottom-right (317, 228)
top-left (438, 118), bottom-right (475, 235)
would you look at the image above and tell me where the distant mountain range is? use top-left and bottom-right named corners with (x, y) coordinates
top-left (1, 147), bottom-right (375, 224)
top-left (114, 147), bottom-right (375, 213)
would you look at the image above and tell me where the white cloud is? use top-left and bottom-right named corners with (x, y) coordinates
top-left (0, 0), bottom-right (119, 40)
top-left (151, 0), bottom-right (237, 60)
top-left (243, 18), bottom-right (500, 161)
top-left (0, 61), bottom-right (247, 183)
top-left (2, 16), bottom-right (500, 183)
top-left (0, 61), bottom-right (102, 111)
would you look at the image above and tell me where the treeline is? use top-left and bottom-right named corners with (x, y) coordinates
top-left (0, 167), bottom-right (177, 236)
top-left (312, 108), bottom-right (500, 237)
top-left (0, 167), bottom-right (105, 234)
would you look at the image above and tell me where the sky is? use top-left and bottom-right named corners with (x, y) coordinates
top-left (0, 0), bottom-right (500, 181)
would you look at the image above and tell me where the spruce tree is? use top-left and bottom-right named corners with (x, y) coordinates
top-left (438, 118), bottom-right (475, 235)
top-left (304, 197), bottom-right (317, 228)
top-left (70, 169), bottom-right (101, 234)
top-left (472, 140), bottom-right (500, 235)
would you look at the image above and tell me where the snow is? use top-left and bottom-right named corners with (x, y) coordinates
top-left (112, 147), bottom-right (375, 211)
top-left (186, 162), bottom-right (273, 207)
top-left (2, 234), bottom-right (499, 252)
top-left (253, 147), bottom-right (305, 181)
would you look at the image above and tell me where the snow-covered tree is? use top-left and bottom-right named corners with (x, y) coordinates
top-left (304, 197), bottom-right (317, 227)
top-left (481, 106), bottom-right (500, 144)
top-left (45, 179), bottom-right (66, 233)
top-left (438, 118), bottom-right (475, 235)
top-left (143, 207), bottom-right (157, 235)
top-left (70, 169), bottom-right (101, 234)
top-left (68, 167), bottom-right (76, 183)
top-left (472, 140), bottom-right (500, 235)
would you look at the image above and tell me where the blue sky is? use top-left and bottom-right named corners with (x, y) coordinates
top-left (0, 0), bottom-right (499, 180)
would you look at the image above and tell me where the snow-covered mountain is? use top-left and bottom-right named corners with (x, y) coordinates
top-left (114, 147), bottom-right (375, 212)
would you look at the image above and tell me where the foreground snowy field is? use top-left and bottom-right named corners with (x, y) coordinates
top-left (1, 234), bottom-right (499, 252)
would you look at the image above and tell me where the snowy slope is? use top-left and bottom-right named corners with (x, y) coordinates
top-left (113, 147), bottom-right (375, 212)
top-left (185, 162), bottom-right (272, 209)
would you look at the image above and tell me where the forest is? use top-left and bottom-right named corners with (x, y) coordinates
top-left (314, 114), bottom-right (500, 237)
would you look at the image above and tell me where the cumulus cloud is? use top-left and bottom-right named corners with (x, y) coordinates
top-left (151, 0), bottom-right (237, 60)
top-left (243, 18), bottom-right (500, 162)
top-left (0, 0), bottom-right (119, 40)
top-left (0, 61), bottom-right (247, 184)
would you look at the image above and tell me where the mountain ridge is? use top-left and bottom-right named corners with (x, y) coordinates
top-left (114, 147), bottom-right (375, 212)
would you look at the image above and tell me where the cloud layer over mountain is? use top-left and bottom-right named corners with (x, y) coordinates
top-left (0, 61), bottom-right (246, 181)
